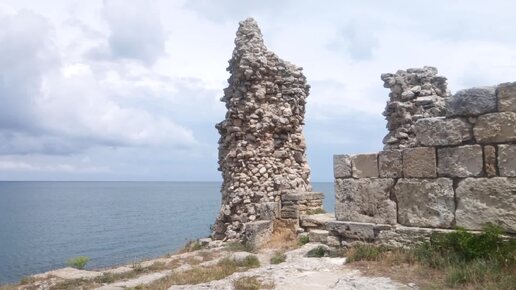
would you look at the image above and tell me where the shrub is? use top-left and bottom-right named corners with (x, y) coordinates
top-left (346, 244), bottom-right (386, 262)
top-left (66, 256), bottom-right (90, 269)
top-left (298, 235), bottom-right (309, 246)
top-left (306, 246), bottom-right (327, 258)
top-left (270, 252), bottom-right (286, 264)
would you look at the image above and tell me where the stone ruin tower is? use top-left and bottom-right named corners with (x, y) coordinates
top-left (381, 67), bottom-right (450, 149)
top-left (212, 18), bottom-right (316, 241)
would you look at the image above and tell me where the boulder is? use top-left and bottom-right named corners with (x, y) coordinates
top-left (473, 112), bottom-right (516, 143)
top-left (455, 178), bottom-right (516, 233)
top-left (446, 87), bottom-right (497, 117)
top-left (437, 145), bottom-right (483, 177)
top-left (394, 178), bottom-right (455, 228)
top-left (402, 147), bottom-right (437, 178)
top-left (335, 178), bottom-right (396, 224)
top-left (415, 117), bottom-right (472, 146)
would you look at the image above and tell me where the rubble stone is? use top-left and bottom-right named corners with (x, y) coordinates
top-left (446, 87), bottom-right (497, 117)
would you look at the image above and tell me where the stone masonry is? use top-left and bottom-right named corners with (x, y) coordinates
top-left (326, 74), bottom-right (516, 247)
top-left (212, 18), bottom-right (322, 241)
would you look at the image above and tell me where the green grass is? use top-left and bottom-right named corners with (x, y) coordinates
top-left (298, 235), bottom-right (309, 246)
top-left (66, 256), bottom-right (90, 269)
top-left (270, 251), bottom-right (286, 264)
top-left (225, 241), bottom-right (255, 253)
top-left (233, 276), bottom-right (274, 290)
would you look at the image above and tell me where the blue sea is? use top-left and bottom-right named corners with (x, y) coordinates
top-left (0, 181), bottom-right (335, 284)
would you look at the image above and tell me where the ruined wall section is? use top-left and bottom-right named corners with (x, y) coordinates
top-left (382, 67), bottom-right (449, 149)
top-left (212, 18), bottom-right (313, 240)
top-left (331, 79), bottom-right (516, 247)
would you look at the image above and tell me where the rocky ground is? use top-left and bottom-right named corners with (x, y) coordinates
top-left (2, 241), bottom-right (415, 290)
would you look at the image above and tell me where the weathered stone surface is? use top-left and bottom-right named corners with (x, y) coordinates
top-left (334, 155), bottom-right (352, 178)
top-left (455, 178), bottom-right (516, 233)
top-left (326, 235), bottom-right (341, 247)
top-left (498, 144), bottom-right (516, 177)
top-left (378, 150), bottom-right (402, 178)
top-left (497, 82), bottom-right (516, 112)
top-left (484, 145), bottom-right (498, 177)
top-left (326, 221), bottom-right (377, 241)
top-left (351, 154), bottom-right (378, 178)
top-left (243, 220), bottom-right (273, 248)
top-left (259, 202), bottom-right (280, 220)
top-left (300, 213), bottom-right (335, 228)
top-left (377, 225), bottom-right (469, 248)
top-left (437, 145), bottom-right (483, 177)
top-left (415, 117), bottom-right (472, 146)
top-left (402, 147), bottom-right (437, 178)
top-left (446, 87), bottom-right (496, 117)
top-left (308, 229), bottom-right (329, 243)
top-left (394, 178), bottom-right (455, 228)
top-left (381, 67), bottom-right (449, 149)
top-left (213, 18), bottom-right (312, 240)
top-left (473, 112), bottom-right (516, 143)
top-left (335, 178), bottom-right (396, 224)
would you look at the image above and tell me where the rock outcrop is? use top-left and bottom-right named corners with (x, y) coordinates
top-left (212, 18), bottom-right (312, 240)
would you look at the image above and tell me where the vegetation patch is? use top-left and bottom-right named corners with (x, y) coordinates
top-left (306, 246), bottom-right (328, 258)
top-left (270, 251), bottom-right (287, 264)
top-left (66, 256), bottom-right (90, 269)
top-left (180, 240), bottom-right (204, 253)
top-left (298, 235), bottom-right (309, 246)
top-left (225, 241), bottom-right (255, 253)
top-left (233, 276), bottom-right (274, 290)
top-left (344, 225), bottom-right (516, 289)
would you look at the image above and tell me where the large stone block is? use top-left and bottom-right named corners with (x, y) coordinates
top-left (243, 220), bottom-right (273, 249)
top-left (473, 112), bottom-right (516, 143)
top-left (415, 117), bottom-right (472, 146)
top-left (497, 82), bottom-right (516, 112)
top-left (326, 221), bottom-right (391, 241)
top-left (437, 145), bottom-right (483, 177)
top-left (378, 150), bottom-right (402, 178)
top-left (335, 178), bottom-right (396, 224)
top-left (334, 155), bottom-right (352, 178)
top-left (498, 145), bottom-right (516, 176)
top-left (394, 178), bottom-right (455, 228)
top-left (446, 87), bottom-right (497, 117)
top-left (455, 178), bottom-right (516, 233)
top-left (484, 145), bottom-right (497, 177)
top-left (351, 154), bottom-right (378, 178)
top-left (402, 147), bottom-right (437, 178)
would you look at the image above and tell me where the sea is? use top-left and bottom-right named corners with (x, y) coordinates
top-left (0, 181), bottom-right (335, 284)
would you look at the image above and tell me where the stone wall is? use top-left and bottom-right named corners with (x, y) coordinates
top-left (332, 77), bottom-right (516, 246)
top-left (212, 18), bottom-right (322, 241)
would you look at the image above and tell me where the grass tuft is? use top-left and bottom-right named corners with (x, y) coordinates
top-left (306, 246), bottom-right (327, 258)
top-left (270, 251), bottom-right (287, 264)
top-left (298, 235), bottom-right (309, 246)
top-left (66, 256), bottom-right (90, 269)
top-left (233, 276), bottom-right (274, 290)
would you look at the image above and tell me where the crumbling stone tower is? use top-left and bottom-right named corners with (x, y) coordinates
top-left (212, 18), bottom-right (316, 241)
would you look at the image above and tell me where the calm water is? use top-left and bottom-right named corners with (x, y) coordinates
top-left (0, 181), bottom-right (334, 283)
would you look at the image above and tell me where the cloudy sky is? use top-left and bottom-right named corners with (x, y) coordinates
top-left (0, 0), bottom-right (515, 181)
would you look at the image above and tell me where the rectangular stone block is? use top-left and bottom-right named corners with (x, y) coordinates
top-left (446, 87), bottom-right (497, 117)
top-left (473, 112), bottom-right (516, 143)
top-left (437, 145), bottom-right (483, 177)
top-left (333, 155), bottom-right (352, 178)
top-left (455, 177), bottom-right (516, 233)
top-left (335, 178), bottom-right (396, 224)
top-left (498, 144), bottom-right (516, 177)
top-left (497, 82), bottom-right (516, 112)
top-left (415, 117), bottom-right (472, 146)
top-left (379, 150), bottom-right (402, 178)
top-left (402, 147), bottom-right (437, 178)
top-left (308, 229), bottom-right (329, 243)
top-left (326, 221), bottom-right (377, 241)
top-left (484, 145), bottom-right (497, 177)
top-left (351, 154), bottom-right (378, 178)
top-left (394, 178), bottom-right (455, 228)
top-left (243, 220), bottom-right (273, 249)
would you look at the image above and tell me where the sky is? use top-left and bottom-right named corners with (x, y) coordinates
top-left (0, 0), bottom-right (515, 182)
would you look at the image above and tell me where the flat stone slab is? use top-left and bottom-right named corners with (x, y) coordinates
top-left (498, 144), bottom-right (516, 177)
top-left (308, 229), bottom-right (329, 243)
top-left (326, 221), bottom-right (391, 241)
top-left (446, 87), bottom-right (497, 117)
top-left (437, 145), bottom-right (483, 177)
top-left (415, 117), bottom-right (472, 146)
top-left (282, 192), bottom-right (324, 201)
top-left (334, 155), bottom-right (352, 178)
top-left (300, 213), bottom-right (336, 228)
top-left (335, 178), bottom-right (396, 224)
top-left (473, 112), bottom-right (516, 143)
top-left (455, 177), bottom-right (516, 233)
top-left (394, 178), bottom-right (455, 228)
top-left (497, 82), bottom-right (516, 112)
top-left (351, 153), bottom-right (379, 178)
top-left (378, 150), bottom-right (402, 178)
top-left (402, 147), bottom-right (437, 178)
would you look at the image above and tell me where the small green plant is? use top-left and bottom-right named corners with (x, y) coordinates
top-left (96, 273), bottom-right (115, 284)
top-left (346, 244), bottom-right (386, 262)
top-left (270, 251), bottom-right (287, 264)
top-left (66, 256), bottom-right (90, 269)
top-left (298, 235), bottom-right (309, 246)
top-left (306, 246), bottom-right (327, 258)
top-left (239, 255), bottom-right (261, 268)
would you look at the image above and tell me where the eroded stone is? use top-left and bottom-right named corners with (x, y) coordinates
top-left (455, 178), bottom-right (516, 233)
top-left (335, 178), bottom-right (396, 224)
top-left (437, 145), bottom-right (483, 177)
top-left (378, 150), bottom-right (403, 178)
top-left (446, 87), bottom-right (497, 117)
top-left (497, 82), bottom-right (516, 112)
top-left (394, 178), bottom-right (455, 228)
top-left (498, 144), bottom-right (516, 177)
top-left (334, 155), bottom-right (352, 178)
top-left (402, 147), bottom-right (437, 178)
top-left (351, 154), bottom-right (378, 178)
top-left (473, 112), bottom-right (516, 143)
top-left (415, 117), bottom-right (472, 146)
